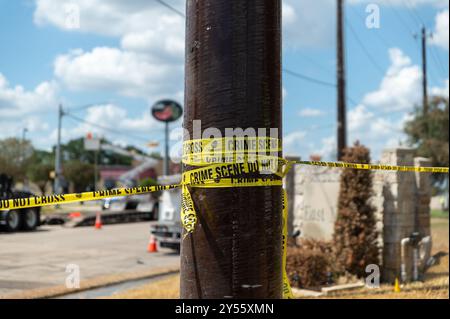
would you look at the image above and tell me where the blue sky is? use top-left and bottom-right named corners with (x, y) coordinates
top-left (0, 0), bottom-right (448, 162)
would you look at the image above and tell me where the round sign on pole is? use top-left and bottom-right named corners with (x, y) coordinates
top-left (151, 100), bottom-right (183, 123)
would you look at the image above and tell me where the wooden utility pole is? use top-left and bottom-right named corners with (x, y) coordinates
top-left (420, 26), bottom-right (429, 116)
top-left (337, 0), bottom-right (347, 161)
top-left (181, 0), bottom-right (283, 298)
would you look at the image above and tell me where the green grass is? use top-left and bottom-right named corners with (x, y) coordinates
top-left (431, 209), bottom-right (449, 219)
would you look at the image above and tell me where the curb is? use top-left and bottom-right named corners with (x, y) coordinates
top-left (1, 267), bottom-right (180, 299)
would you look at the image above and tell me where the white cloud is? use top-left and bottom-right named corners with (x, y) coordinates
top-left (283, 0), bottom-right (335, 49)
top-left (35, 0), bottom-right (186, 100)
top-left (316, 136), bottom-right (336, 160)
top-left (344, 47), bottom-right (449, 160)
top-left (0, 73), bottom-right (54, 143)
top-left (283, 0), bottom-right (448, 50)
top-left (298, 107), bottom-right (325, 117)
top-left (363, 48), bottom-right (421, 111)
top-left (69, 103), bottom-right (163, 137)
top-left (54, 47), bottom-right (183, 99)
top-left (34, 0), bottom-right (185, 37)
top-left (283, 131), bottom-right (307, 156)
top-left (48, 103), bottom-right (170, 151)
top-left (431, 9), bottom-right (449, 51)
top-left (348, 0), bottom-right (449, 7)
top-left (343, 47), bottom-right (438, 159)
top-left (431, 79), bottom-right (450, 97)
top-left (346, 104), bottom-right (407, 159)
top-left (0, 72), bottom-right (58, 118)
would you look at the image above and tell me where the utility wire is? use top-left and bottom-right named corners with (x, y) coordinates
top-left (403, 0), bottom-right (426, 26)
top-left (66, 113), bottom-right (156, 143)
top-left (296, 52), bottom-right (335, 77)
top-left (155, 0), bottom-right (185, 18)
top-left (348, 5), bottom-right (392, 51)
top-left (346, 18), bottom-right (385, 77)
top-left (429, 46), bottom-right (448, 79)
top-left (284, 68), bottom-right (360, 107)
top-left (385, 0), bottom-right (416, 37)
top-left (283, 68), bottom-right (337, 88)
top-left (155, 0), bottom-right (361, 107)
top-left (401, 0), bottom-right (446, 82)
top-left (66, 102), bottom-right (111, 113)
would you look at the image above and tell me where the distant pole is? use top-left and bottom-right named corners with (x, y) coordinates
top-left (21, 128), bottom-right (28, 144)
top-left (94, 149), bottom-right (99, 191)
top-left (420, 26), bottom-right (429, 116)
top-left (54, 103), bottom-right (63, 193)
top-left (164, 122), bottom-right (169, 176)
top-left (337, 0), bottom-right (347, 161)
top-left (21, 128), bottom-right (28, 164)
top-left (181, 0), bottom-right (283, 298)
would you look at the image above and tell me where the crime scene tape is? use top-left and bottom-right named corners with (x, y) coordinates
top-left (0, 185), bottom-right (179, 211)
top-left (1, 136), bottom-right (448, 299)
top-left (295, 160), bottom-right (449, 173)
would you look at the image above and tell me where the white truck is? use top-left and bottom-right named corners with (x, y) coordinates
top-left (100, 142), bottom-right (160, 219)
top-left (150, 175), bottom-right (182, 252)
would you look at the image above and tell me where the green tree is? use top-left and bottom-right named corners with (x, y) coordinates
top-left (64, 161), bottom-right (95, 192)
top-left (333, 141), bottom-right (379, 278)
top-left (60, 137), bottom-right (150, 166)
top-left (26, 150), bottom-right (54, 195)
top-left (404, 96), bottom-right (449, 183)
top-left (0, 137), bottom-right (34, 180)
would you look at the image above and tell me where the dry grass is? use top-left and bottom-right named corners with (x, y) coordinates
top-left (319, 217), bottom-right (449, 299)
top-left (104, 275), bottom-right (180, 299)
top-left (100, 218), bottom-right (449, 299)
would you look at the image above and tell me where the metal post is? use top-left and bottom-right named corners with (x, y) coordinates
top-left (21, 128), bottom-right (28, 164)
top-left (337, 0), bottom-right (347, 161)
top-left (181, 0), bottom-right (283, 299)
top-left (164, 122), bottom-right (169, 176)
top-left (94, 149), bottom-right (99, 191)
top-left (421, 26), bottom-right (428, 116)
top-left (54, 104), bottom-right (63, 194)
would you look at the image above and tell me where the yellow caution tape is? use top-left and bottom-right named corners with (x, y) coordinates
top-left (181, 186), bottom-right (197, 235)
top-left (0, 185), bottom-right (178, 211)
top-left (183, 136), bottom-right (281, 167)
top-left (282, 188), bottom-right (294, 299)
top-left (2, 136), bottom-right (448, 299)
top-left (296, 160), bottom-right (449, 173)
top-left (183, 136), bottom-right (281, 155)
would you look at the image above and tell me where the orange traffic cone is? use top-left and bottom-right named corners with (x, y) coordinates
top-left (147, 235), bottom-right (158, 253)
top-left (94, 212), bottom-right (102, 229)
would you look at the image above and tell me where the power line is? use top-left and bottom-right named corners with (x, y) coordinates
top-left (401, 1), bottom-right (446, 83)
top-left (283, 68), bottom-right (337, 88)
top-left (296, 52), bottom-right (335, 78)
top-left (348, 5), bottom-right (392, 51)
top-left (429, 45), bottom-right (448, 78)
top-left (65, 113), bottom-right (156, 143)
top-left (284, 67), bottom-right (360, 106)
top-left (154, 0), bottom-right (185, 18)
top-left (403, 0), bottom-right (426, 26)
top-left (346, 18), bottom-right (385, 77)
top-left (155, 0), bottom-right (357, 108)
top-left (67, 102), bottom-right (111, 113)
top-left (385, 0), bottom-right (416, 36)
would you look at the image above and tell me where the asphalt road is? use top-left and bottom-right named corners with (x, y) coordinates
top-left (0, 222), bottom-right (180, 296)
